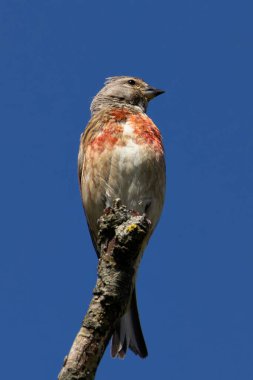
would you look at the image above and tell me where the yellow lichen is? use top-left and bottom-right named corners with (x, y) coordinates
top-left (125, 224), bottom-right (138, 233)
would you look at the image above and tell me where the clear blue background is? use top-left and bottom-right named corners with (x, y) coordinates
top-left (1, 0), bottom-right (253, 379)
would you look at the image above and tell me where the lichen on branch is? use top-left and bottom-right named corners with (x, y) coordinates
top-left (58, 199), bottom-right (150, 380)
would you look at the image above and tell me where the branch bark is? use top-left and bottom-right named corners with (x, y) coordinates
top-left (58, 199), bottom-right (150, 380)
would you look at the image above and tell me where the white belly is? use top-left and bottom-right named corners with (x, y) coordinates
top-left (104, 142), bottom-right (152, 211)
top-left (104, 123), bottom-right (162, 213)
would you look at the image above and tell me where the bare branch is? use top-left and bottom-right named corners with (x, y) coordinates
top-left (58, 200), bottom-right (150, 380)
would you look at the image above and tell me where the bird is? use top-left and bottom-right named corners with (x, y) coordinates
top-left (78, 76), bottom-right (166, 359)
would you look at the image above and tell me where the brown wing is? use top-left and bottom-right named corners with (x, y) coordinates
top-left (78, 113), bottom-right (104, 187)
top-left (78, 132), bottom-right (84, 189)
top-left (78, 112), bottom-right (117, 256)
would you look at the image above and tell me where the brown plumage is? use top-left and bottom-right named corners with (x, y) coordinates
top-left (78, 76), bottom-right (166, 358)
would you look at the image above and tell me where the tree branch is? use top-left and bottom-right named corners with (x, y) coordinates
top-left (58, 199), bottom-right (150, 380)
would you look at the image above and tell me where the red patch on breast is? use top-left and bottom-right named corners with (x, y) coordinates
top-left (89, 107), bottom-right (164, 154)
top-left (128, 113), bottom-right (164, 153)
top-left (90, 120), bottom-right (124, 152)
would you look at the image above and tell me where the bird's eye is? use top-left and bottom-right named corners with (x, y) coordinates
top-left (128, 79), bottom-right (136, 85)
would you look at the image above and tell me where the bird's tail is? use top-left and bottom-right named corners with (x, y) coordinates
top-left (111, 287), bottom-right (148, 358)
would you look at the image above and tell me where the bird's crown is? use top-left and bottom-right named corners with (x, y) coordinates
top-left (90, 76), bottom-right (164, 115)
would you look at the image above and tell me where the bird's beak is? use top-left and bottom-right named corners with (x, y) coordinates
top-left (144, 86), bottom-right (165, 100)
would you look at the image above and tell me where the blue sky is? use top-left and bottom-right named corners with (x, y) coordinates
top-left (1, 0), bottom-right (253, 379)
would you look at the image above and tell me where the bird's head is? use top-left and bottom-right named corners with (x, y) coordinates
top-left (90, 76), bottom-right (164, 114)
